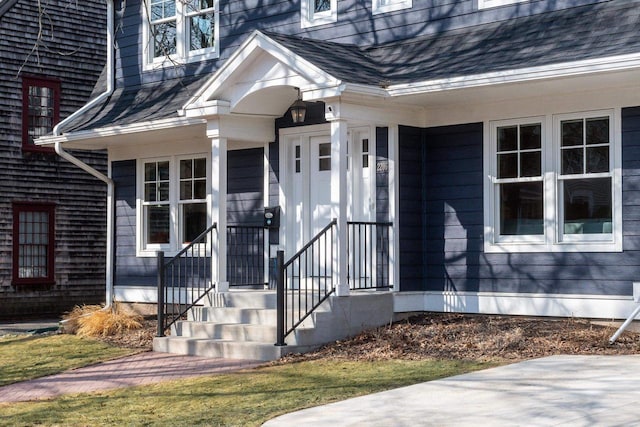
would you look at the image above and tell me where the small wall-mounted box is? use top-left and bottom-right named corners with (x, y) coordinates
top-left (264, 206), bottom-right (280, 229)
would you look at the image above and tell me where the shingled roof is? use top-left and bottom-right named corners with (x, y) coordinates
top-left (66, 0), bottom-right (640, 134)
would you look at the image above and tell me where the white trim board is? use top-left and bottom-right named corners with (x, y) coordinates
top-left (394, 291), bottom-right (637, 320)
top-left (115, 286), bottom-right (209, 305)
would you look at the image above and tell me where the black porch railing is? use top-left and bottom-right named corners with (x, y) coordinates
top-left (157, 223), bottom-right (217, 337)
top-left (347, 221), bottom-right (393, 290)
top-left (227, 225), bottom-right (266, 288)
top-left (275, 219), bottom-right (336, 346)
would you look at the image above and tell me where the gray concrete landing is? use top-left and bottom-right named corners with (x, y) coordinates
top-left (263, 355), bottom-right (640, 426)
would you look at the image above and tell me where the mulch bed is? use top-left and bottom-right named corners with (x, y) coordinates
top-left (279, 313), bottom-right (640, 362)
top-left (100, 313), bottom-right (640, 362)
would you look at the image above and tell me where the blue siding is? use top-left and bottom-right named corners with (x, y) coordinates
top-left (112, 160), bottom-right (157, 286)
top-left (227, 148), bottom-right (264, 225)
top-left (376, 127), bottom-right (389, 223)
top-left (398, 126), bottom-right (425, 291)
top-left (398, 111), bottom-right (640, 296)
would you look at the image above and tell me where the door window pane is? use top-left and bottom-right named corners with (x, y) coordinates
top-left (318, 143), bottom-right (331, 171)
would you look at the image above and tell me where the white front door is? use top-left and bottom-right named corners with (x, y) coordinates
top-left (281, 126), bottom-right (375, 286)
top-left (287, 132), bottom-right (333, 253)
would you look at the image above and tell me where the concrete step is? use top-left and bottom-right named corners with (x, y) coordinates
top-left (173, 320), bottom-right (323, 346)
top-left (205, 290), bottom-right (276, 309)
top-left (153, 336), bottom-right (318, 361)
top-left (205, 290), bottom-right (333, 310)
top-left (189, 307), bottom-right (279, 325)
top-left (188, 306), bottom-right (328, 327)
top-left (175, 321), bottom-right (276, 341)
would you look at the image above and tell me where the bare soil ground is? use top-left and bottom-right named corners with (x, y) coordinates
top-left (101, 314), bottom-right (640, 362)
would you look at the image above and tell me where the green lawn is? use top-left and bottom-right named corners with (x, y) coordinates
top-left (0, 334), bottom-right (139, 386)
top-left (0, 334), bottom-right (496, 426)
top-left (0, 359), bottom-right (493, 426)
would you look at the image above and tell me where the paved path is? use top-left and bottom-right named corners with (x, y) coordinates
top-left (0, 352), bottom-right (262, 403)
top-left (264, 355), bottom-right (640, 427)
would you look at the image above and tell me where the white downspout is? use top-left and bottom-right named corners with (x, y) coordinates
top-left (53, 0), bottom-right (116, 308)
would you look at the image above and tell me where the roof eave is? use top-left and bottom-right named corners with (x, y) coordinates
top-left (387, 52), bottom-right (640, 97)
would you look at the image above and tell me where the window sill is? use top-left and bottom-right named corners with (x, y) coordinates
top-left (143, 50), bottom-right (220, 71)
top-left (478, 0), bottom-right (527, 9)
top-left (301, 13), bottom-right (337, 28)
top-left (372, 0), bottom-right (412, 15)
top-left (484, 239), bottom-right (623, 253)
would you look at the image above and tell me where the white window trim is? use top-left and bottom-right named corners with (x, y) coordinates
top-left (301, 0), bottom-right (337, 29)
top-left (478, 0), bottom-right (528, 9)
top-left (136, 153), bottom-right (211, 257)
top-left (483, 109), bottom-right (622, 253)
top-left (142, 0), bottom-right (220, 71)
top-left (372, 0), bottom-right (412, 15)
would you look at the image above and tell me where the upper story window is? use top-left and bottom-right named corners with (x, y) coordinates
top-left (22, 77), bottom-right (59, 153)
top-left (138, 155), bottom-right (210, 255)
top-left (145, 0), bottom-right (219, 69)
top-left (301, 0), bottom-right (337, 28)
top-left (372, 0), bottom-right (412, 15)
top-left (478, 0), bottom-right (528, 9)
top-left (484, 110), bottom-right (621, 253)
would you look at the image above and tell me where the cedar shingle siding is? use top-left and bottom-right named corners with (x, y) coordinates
top-left (0, 0), bottom-right (107, 317)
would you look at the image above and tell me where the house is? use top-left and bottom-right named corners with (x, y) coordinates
top-left (39, 0), bottom-right (640, 359)
top-left (0, 0), bottom-right (108, 317)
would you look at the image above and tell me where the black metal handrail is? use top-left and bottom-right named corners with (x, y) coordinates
top-left (157, 223), bottom-right (217, 337)
top-left (227, 225), bottom-right (266, 288)
top-left (275, 219), bottom-right (337, 346)
top-left (347, 221), bottom-right (393, 290)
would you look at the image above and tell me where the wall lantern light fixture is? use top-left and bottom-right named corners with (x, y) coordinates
top-left (289, 88), bottom-right (307, 124)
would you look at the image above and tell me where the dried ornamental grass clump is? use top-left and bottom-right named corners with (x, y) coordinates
top-left (63, 304), bottom-right (143, 337)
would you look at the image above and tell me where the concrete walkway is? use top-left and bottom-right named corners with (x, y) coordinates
top-left (0, 352), bottom-right (262, 403)
top-left (264, 355), bottom-right (640, 427)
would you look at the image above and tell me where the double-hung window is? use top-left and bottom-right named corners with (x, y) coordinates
top-left (301, 0), bottom-right (337, 28)
top-left (145, 0), bottom-right (219, 68)
top-left (138, 155), bottom-right (209, 254)
top-left (12, 203), bottom-right (55, 285)
top-left (485, 109), bottom-right (620, 252)
top-left (22, 77), bottom-right (59, 153)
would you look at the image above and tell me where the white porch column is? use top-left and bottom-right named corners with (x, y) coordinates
top-left (388, 125), bottom-right (399, 292)
top-left (330, 118), bottom-right (349, 296)
top-left (208, 122), bottom-right (229, 292)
